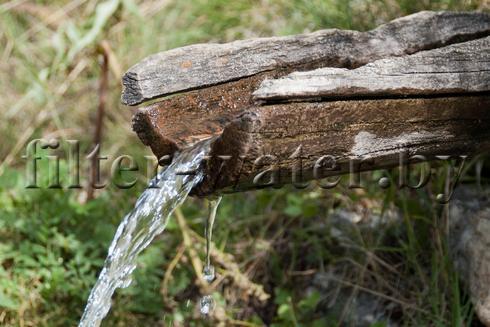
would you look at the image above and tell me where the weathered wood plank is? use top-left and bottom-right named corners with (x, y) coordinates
top-left (132, 35), bottom-right (490, 161)
top-left (192, 96), bottom-right (490, 195)
top-left (123, 11), bottom-right (490, 106)
top-left (132, 72), bottom-right (272, 160)
top-left (253, 37), bottom-right (490, 102)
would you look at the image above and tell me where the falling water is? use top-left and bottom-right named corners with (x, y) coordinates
top-left (199, 196), bottom-right (222, 315)
top-left (79, 139), bottom-right (212, 327)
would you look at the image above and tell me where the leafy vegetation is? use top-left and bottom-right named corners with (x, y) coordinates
top-left (0, 0), bottom-right (488, 326)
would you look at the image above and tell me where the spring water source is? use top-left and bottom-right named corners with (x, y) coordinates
top-left (79, 139), bottom-right (213, 327)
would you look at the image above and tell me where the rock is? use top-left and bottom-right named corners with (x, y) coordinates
top-left (328, 205), bottom-right (402, 243)
top-left (309, 271), bottom-right (399, 327)
top-left (449, 186), bottom-right (490, 326)
top-left (303, 205), bottom-right (402, 326)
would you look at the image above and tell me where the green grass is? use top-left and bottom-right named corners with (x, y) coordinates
top-left (0, 0), bottom-right (488, 326)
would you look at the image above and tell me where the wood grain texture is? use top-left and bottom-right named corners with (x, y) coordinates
top-left (253, 37), bottom-right (490, 102)
top-left (132, 71), bottom-right (284, 160)
top-left (122, 11), bottom-right (490, 105)
top-left (132, 19), bottom-right (490, 160)
top-left (192, 96), bottom-right (490, 195)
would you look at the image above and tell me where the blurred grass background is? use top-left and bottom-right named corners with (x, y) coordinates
top-left (0, 0), bottom-right (489, 326)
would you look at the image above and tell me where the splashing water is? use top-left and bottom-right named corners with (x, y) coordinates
top-left (79, 139), bottom-right (212, 327)
top-left (200, 196), bottom-right (222, 315)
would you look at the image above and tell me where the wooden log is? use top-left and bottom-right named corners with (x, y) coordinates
top-left (131, 12), bottom-right (490, 160)
top-left (253, 37), bottom-right (490, 102)
top-left (123, 11), bottom-right (490, 195)
top-left (123, 11), bottom-right (490, 106)
top-left (192, 95), bottom-right (490, 195)
top-left (132, 73), bottom-right (272, 160)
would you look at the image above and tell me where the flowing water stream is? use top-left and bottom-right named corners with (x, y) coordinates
top-left (79, 139), bottom-right (212, 327)
top-left (199, 196), bottom-right (222, 315)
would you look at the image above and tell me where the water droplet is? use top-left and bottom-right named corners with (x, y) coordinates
top-left (203, 265), bottom-right (215, 283)
top-left (200, 295), bottom-right (214, 315)
top-left (378, 177), bottom-right (390, 189)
